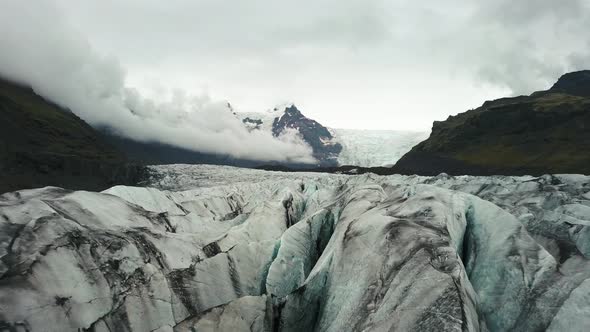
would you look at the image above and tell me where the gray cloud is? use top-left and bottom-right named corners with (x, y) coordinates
top-left (2, 0), bottom-right (589, 132)
top-left (464, 0), bottom-right (590, 93)
top-left (0, 0), bottom-right (315, 163)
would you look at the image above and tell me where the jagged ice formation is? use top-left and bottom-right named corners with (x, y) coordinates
top-left (1, 165), bottom-right (589, 331)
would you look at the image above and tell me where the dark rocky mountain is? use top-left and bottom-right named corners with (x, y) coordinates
top-left (393, 70), bottom-right (590, 176)
top-left (0, 78), bottom-right (143, 194)
top-left (240, 104), bottom-right (342, 166)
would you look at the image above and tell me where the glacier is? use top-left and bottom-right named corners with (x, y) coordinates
top-left (1, 165), bottom-right (589, 331)
top-left (332, 129), bottom-right (429, 167)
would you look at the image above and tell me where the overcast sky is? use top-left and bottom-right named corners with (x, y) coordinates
top-left (42, 0), bottom-right (589, 131)
top-left (1, 0), bottom-right (589, 134)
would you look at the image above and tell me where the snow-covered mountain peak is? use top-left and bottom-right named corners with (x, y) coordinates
top-left (267, 102), bottom-right (295, 114)
top-left (237, 104), bottom-right (342, 166)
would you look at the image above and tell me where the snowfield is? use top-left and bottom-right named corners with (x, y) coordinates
top-left (332, 129), bottom-right (429, 167)
top-left (1, 164), bottom-right (589, 331)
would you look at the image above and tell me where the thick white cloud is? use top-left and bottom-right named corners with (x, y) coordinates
top-left (0, 0), bottom-right (315, 163)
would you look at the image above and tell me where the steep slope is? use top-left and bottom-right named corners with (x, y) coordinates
top-left (238, 104), bottom-right (342, 166)
top-left (394, 70), bottom-right (590, 176)
top-left (550, 70), bottom-right (590, 97)
top-left (0, 78), bottom-right (143, 194)
top-left (1, 166), bottom-right (589, 331)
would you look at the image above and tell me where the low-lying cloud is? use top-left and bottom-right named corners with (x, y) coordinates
top-left (0, 0), bottom-right (315, 164)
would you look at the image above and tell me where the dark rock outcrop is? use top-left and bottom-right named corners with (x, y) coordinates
top-left (0, 78), bottom-right (144, 194)
top-left (393, 70), bottom-right (590, 176)
top-left (271, 105), bottom-right (342, 166)
top-left (549, 69), bottom-right (590, 97)
top-left (240, 104), bottom-right (342, 166)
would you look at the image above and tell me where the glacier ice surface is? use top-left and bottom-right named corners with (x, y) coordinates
top-left (0, 165), bottom-right (589, 331)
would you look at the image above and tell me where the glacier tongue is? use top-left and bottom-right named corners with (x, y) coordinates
top-left (332, 129), bottom-right (429, 167)
top-left (1, 165), bottom-right (589, 331)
